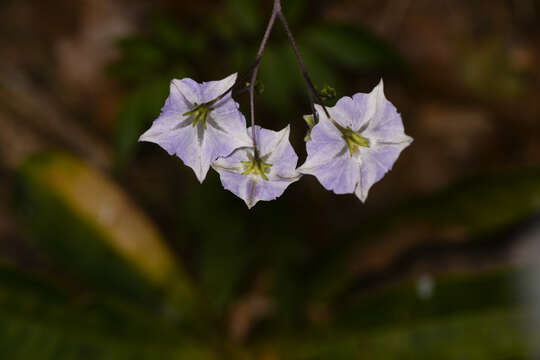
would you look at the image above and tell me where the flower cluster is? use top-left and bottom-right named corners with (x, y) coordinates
top-left (140, 75), bottom-right (412, 208)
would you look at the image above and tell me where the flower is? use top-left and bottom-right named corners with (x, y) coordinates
top-left (298, 80), bottom-right (413, 202)
top-left (212, 125), bottom-right (301, 209)
top-left (139, 73), bottom-right (252, 183)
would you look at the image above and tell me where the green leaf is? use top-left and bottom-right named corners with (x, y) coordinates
top-left (151, 16), bottom-right (207, 56)
top-left (281, 0), bottom-right (309, 27)
top-left (228, 0), bottom-right (262, 35)
top-left (107, 17), bottom-right (200, 85)
top-left (259, 45), bottom-right (303, 115)
top-left (14, 152), bottom-right (194, 310)
top-left (309, 169), bottom-right (540, 303)
top-left (302, 24), bottom-right (406, 71)
top-left (114, 78), bottom-right (171, 167)
top-left (384, 169), bottom-right (540, 237)
top-left (107, 37), bottom-right (166, 83)
top-left (266, 309), bottom-right (530, 360)
top-left (179, 176), bottom-right (254, 316)
top-left (301, 45), bottom-right (341, 104)
top-left (262, 268), bottom-right (533, 358)
top-left (337, 268), bottom-right (522, 330)
top-left (0, 263), bottom-right (214, 360)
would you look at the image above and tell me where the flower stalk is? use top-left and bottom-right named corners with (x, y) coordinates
top-left (139, 0), bottom-right (413, 208)
top-left (247, 0), bottom-right (281, 161)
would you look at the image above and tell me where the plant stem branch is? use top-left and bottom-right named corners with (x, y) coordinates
top-left (210, 0), bottom-right (334, 153)
top-left (277, 9), bottom-right (332, 121)
top-left (248, 0), bottom-right (281, 158)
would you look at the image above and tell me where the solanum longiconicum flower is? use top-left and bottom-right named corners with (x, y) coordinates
top-left (139, 73), bottom-right (251, 183)
top-left (298, 81), bottom-right (413, 201)
top-left (213, 125), bottom-right (300, 208)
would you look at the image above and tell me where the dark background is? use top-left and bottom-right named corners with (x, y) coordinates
top-left (1, 0), bottom-right (540, 358)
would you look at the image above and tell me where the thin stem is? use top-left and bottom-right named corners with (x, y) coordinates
top-left (205, 57), bottom-right (265, 108)
top-left (207, 0), bottom-right (334, 153)
top-left (249, 0), bottom-right (281, 158)
top-left (277, 9), bottom-right (332, 121)
top-left (232, 84), bottom-right (250, 98)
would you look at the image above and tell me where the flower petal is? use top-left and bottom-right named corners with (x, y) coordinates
top-left (164, 81), bottom-right (192, 113)
top-left (351, 89), bottom-right (377, 131)
top-left (172, 125), bottom-right (208, 182)
top-left (363, 80), bottom-right (410, 143)
top-left (201, 73), bottom-right (238, 104)
top-left (138, 111), bottom-right (191, 154)
top-left (207, 109), bottom-right (252, 150)
top-left (248, 177), bottom-right (298, 208)
top-left (298, 110), bottom-right (345, 174)
top-left (213, 126), bottom-right (300, 208)
top-left (301, 150), bottom-right (360, 195)
top-left (329, 96), bottom-right (356, 129)
top-left (171, 78), bottom-right (202, 105)
top-left (217, 170), bottom-right (256, 207)
top-left (355, 140), bottom-right (412, 201)
top-left (142, 122), bottom-right (207, 182)
top-left (139, 80), bottom-right (196, 146)
top-left (255, 125), bottom-right (297, 176)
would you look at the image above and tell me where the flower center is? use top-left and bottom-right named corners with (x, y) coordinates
top-left (342, 128), bottom-right (370, 156)
top-left (183, 103), bottom-right (211, 128)
top-left (241, 154), bottom-right (272, 181)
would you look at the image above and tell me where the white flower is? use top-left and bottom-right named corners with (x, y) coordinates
top-left (139, 73), bottom-right (251, 183)
top-left (298, 80), bottom-right (413, 201)
top-left (213, 125), bottom-right (301, 209)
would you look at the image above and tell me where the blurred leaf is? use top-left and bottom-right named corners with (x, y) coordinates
top-left (152, 16), bottom-right (206, 55)
top-left (0, 263), bottom-right (214, 360)
top-left (108, 17), bottom-right (203, 85)
top-left (114, 78), bottom-right (172, 166)
top-left (302, 24), bottom-right (406, 71)
top-left (229, 44), bottom-right (257, 71)
top-left (281, 0), bottom-right (309, 27)
top-left (179, 175), bottom-right (254, 316)
top-left (301, 46), bottom-right (341, 96)
top-left (108, 37), bottom-right (166, 84)
top-left (200, 227), bottom-right (253, 316)
top-left (337, 268), bottom-right (522, 329)
top-left (259, 43), bottom-right (342, 117)
top-left (459, 40), bottom-right (528, 101)
top-left (14, 152), bottom-right (194, 309)
top-left (228, 0), bottom-right (262, 35)
top-left (310, 169), bottom-right (540, 303)
top-left (385, 170), bottom-right (540, 237)
top-left (259, 45), bottom-right (303, 116)
top-left (118, 37), bottom-right (165, 68)
top-left (266, 308), bottom-right (530, 360)
top-left (263, 268), bottom-right (531, 357)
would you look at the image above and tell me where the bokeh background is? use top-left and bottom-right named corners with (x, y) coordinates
top-left (1, 0), bottom-right (540, 358)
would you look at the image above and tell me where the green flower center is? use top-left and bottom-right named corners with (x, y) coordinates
top-left (183, 103), bottom-right (211, 128)
top-left (342, 128), bottom-right (370, 156)
top-left (241, 154), bottom-right (272, 181)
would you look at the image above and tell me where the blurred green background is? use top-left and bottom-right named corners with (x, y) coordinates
top-left (1, 0), bottom-right (540, 358)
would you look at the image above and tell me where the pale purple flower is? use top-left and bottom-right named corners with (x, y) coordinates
top-left (139, 73), bottom-right (252, 183)
top-left (298, 80), bottom-right (413, 202)
top-left (212, 125), bottom-right (301, 209)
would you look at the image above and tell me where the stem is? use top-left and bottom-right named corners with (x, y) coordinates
top-left (277, 8), bottom-right (332, 121)
top-left (232, 84), bottom-right (250, 98)
top-left (206, 0), bottom-right (335, 152)
top-left (205, 57), bottom-right (265, 108)
top-left (249, 0), bottom-right (281, 158)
